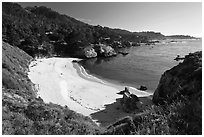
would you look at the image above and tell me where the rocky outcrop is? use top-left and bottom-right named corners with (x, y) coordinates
top-left (106, 116), bottom-right (136, 134)
top-left (152, 51), bottom-right (202, 135)
top-left (118, 87), bottom-right (143, 112)
top-left (83, 46), bottom-right (97, 58)
top-left (75, 44), bottom-right (117, 58)
top-left (152, 51), bottom-right (202, 105)
top-left (94, 44), bottom-right (117, 57)
top-left (139, 85), bottom-right (147, 91)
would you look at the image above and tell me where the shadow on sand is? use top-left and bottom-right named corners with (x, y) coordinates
top-left (90, 95), bottom-right (153, 127)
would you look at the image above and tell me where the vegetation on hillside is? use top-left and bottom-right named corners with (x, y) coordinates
top-left (2, 42), bottom-right (103, 135)
top-left (106, 95), bottom-right (201, 135)
top-left (2, 2), bottom-right (201, 135)
top-left (2, 2), bottom-right (148, 57)
top-left (4, 2), bottom-right (192, 58)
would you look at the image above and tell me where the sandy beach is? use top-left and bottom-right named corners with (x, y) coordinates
top-left (28, 57), bottom-right (152, 125)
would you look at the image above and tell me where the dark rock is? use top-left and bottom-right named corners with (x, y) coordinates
top-left (119, 87), bottom-right (141, 112)
top-left (106, 116), bottom-right (136, 134)
top-left (152, 51), bottom-right (202, 134)
top-left (117, 87), bottom-right (130, 95)
top-left (153, 51), bottom-right (202, 105)
top-left (139, 85), bottom-right (147, 91)
top-left (174, 55), bottom-right (185, 61)
top-left (130, 94), bottom-right (139, 102)
top-left (118, 51), bottom-right (129, 56)
top-left (72, 60), bottom-right (78, 63)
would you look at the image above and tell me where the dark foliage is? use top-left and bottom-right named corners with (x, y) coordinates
top-left (3, 2), bottom-right (166, 58)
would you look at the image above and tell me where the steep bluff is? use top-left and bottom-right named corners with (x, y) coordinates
top-left (152, 51), bottom-right (202, 134)
top-left (105, 51), bottom-right (202, 135)
top-left (153, 51), bottom-right (202, 105)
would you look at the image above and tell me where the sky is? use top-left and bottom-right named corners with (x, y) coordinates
top-left (19, 2), bottom-right (202, 37)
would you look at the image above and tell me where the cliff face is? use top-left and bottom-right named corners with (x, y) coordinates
top-left (153, 51), bottom-right (202, 105)
top-left (152, 51), bottom-right (202, 134)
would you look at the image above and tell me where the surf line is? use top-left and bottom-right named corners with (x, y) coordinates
top-left (75, 62), bottom-right (106, 85)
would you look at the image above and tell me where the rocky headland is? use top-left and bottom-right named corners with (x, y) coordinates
top-left (153, 51), bottom-right (202, 105)
top-left (106, 51), bottom-right (202, 135)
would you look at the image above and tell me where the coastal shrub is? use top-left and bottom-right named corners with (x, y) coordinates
top-left (106, 93), bottom-right (201, 135)
top-left (3, 92), bottom-right (103, 135)
top-left (165, 96), bottom-right (202, 135)
top-left (132, 95), bottom-right (201, 135)
top-left (133, 105), bottom-right (170, 135)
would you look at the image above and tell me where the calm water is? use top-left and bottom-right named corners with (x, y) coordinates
top-left (79, 39), bottom-right (202, 93)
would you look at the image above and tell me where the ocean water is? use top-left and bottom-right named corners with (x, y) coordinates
top-left (79, 39), bottom-right (202, 93)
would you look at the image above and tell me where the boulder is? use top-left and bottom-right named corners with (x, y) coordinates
top-left (106, 116), bottom-right (136, 134)
top-left (117, 87), bottom-right (130, 95)
top-left (118, 51), bottom-right (129, 56)
top-left (72, 60), bottom-right (78, 63)
top-left (83, 46), bottom-right (97, 58)
top-left (139, 85), bottom-right (147, 91)
top-left (119, 87), bottom-right (140, 112)
top-left (94, 44), bottom-right (117, 57)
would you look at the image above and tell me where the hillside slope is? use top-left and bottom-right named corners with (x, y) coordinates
top-left (3, 2), bottom-right (175, 59)
top-left (2, 2), bottom-right (147, 58)
top-left (2, 41), bottom-right (102, 135)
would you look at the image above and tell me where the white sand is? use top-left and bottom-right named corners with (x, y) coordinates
top-left (28, 57), bottom-right (151, 117)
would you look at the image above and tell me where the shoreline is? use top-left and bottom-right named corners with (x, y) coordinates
top-left (28, 57), bottom-right (152, 125)
top-left (76, 61), bottom-right (154, 94)
top-left (73, 60), bottom-right (152, 97)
